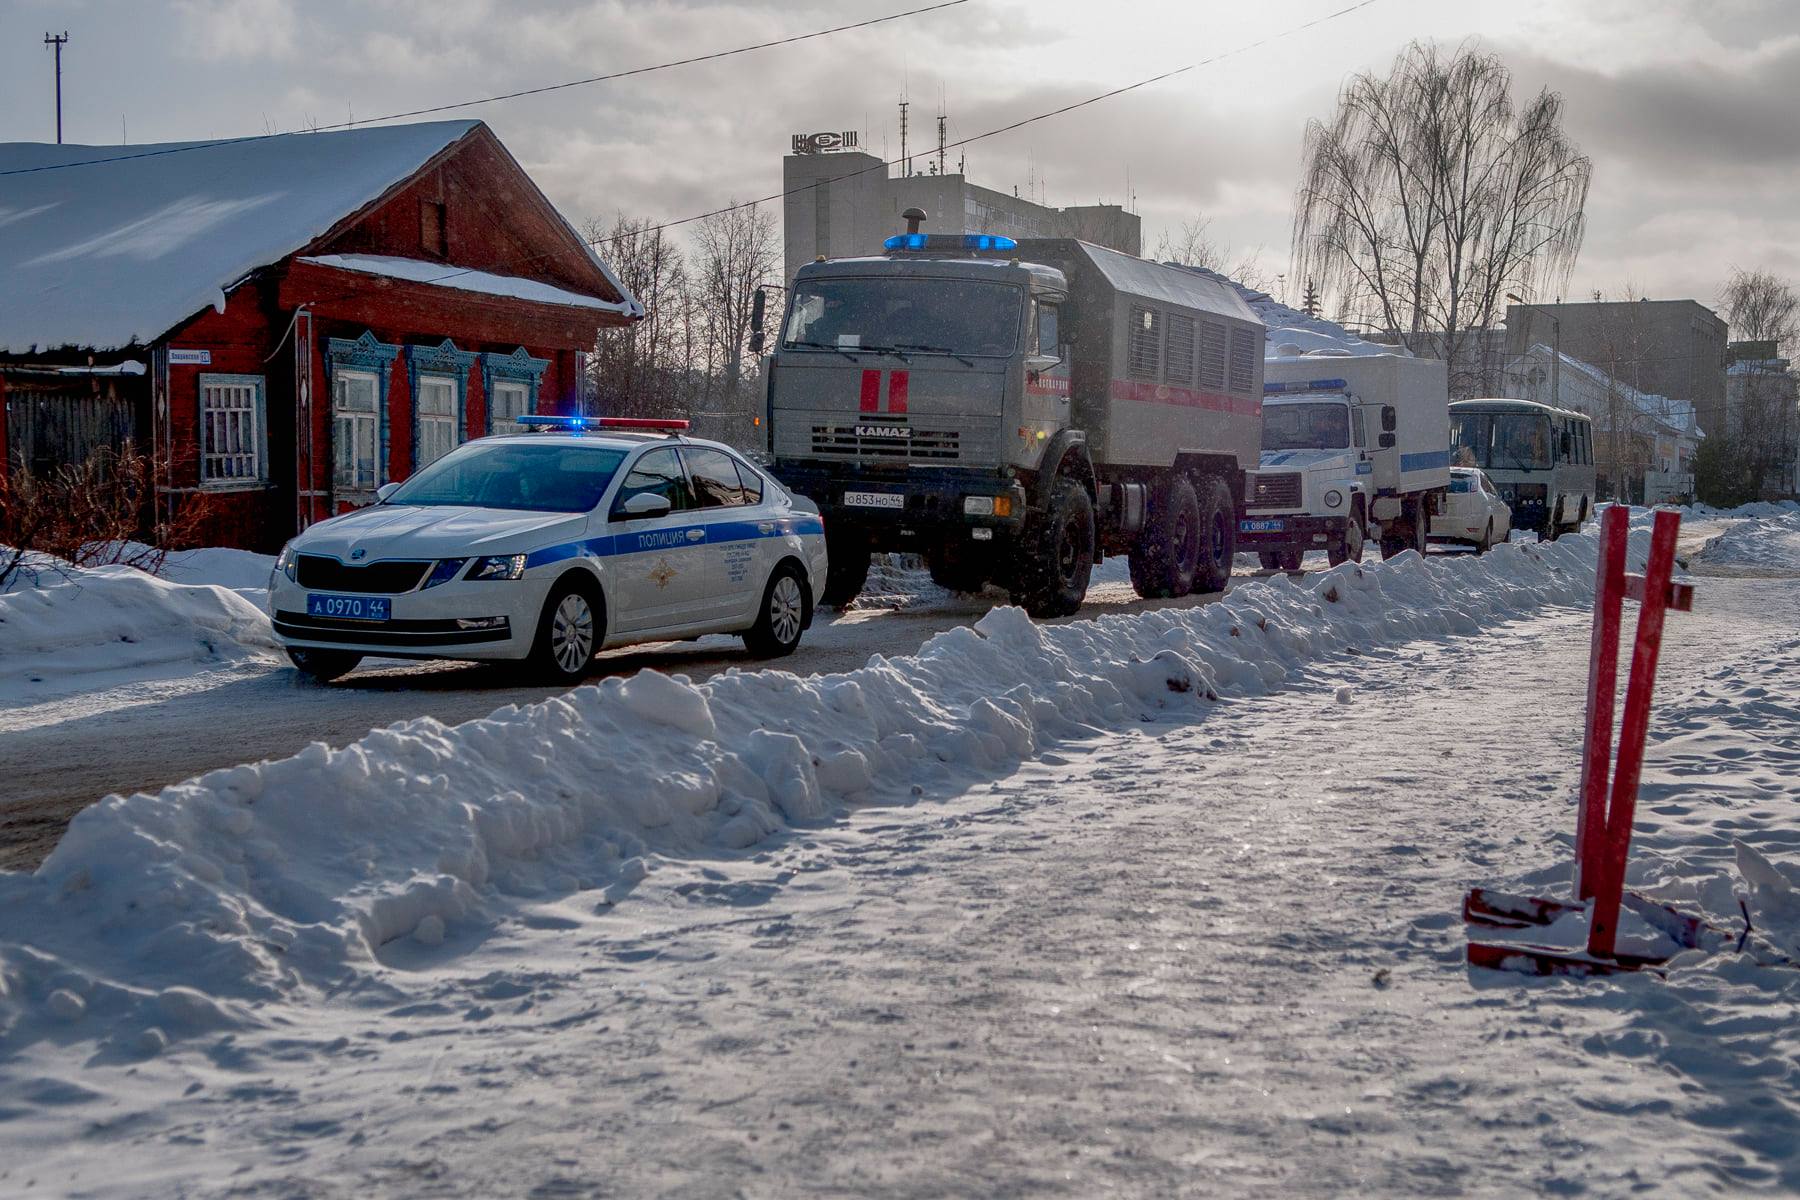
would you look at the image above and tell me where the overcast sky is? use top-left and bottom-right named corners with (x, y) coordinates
top-left (4, 0), bottom-right (1797, 316)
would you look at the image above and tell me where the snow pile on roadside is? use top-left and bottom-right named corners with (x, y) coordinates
top-left (0, 555), bottom-right (277, 691)
top-left (1686, 498), bottom-right (1800, 520)
top-left (155, 546), bottom-right (276, 601)
top-left (0, 528), bottom-right (1643, 1054)
top-left (1690, 509), bottom-right (1800, 575)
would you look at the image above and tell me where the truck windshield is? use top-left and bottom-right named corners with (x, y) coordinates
top-left (783, 277), bottom-right (1023, 357)
top-left (1262, 401), bottom-right (1351, 451)
top-left (385, 441), bottom-right (628, 512)
top-left (1451, 412), bottom-right (1552, 471)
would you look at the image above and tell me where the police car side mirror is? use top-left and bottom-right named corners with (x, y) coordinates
top-left (620, 492), bottom-right (673, 519)
top-left (376, 482), bottom-right (400, 503)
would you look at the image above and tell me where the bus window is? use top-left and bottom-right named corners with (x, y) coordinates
top-left (1449, 411), bottom-right (1489, 468)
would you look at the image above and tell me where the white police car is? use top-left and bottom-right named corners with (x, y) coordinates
top-left (268, 417), bottom-right (828, 683)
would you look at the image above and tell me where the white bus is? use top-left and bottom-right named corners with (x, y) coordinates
top-left (1448, 398), bottom-right (1596, 539)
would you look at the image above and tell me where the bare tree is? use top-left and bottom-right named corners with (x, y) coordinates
top-left (1716, 268), bottom-right (1800, 499)
top-left (584, 213), bottom-right (694, 420)
top-left (1293, 40), bottom-right (1592, 395)
top-left (691, 201), bottom-right (779, 417)
top-left (1154, 214), bottom-right (1276, 294)
top-left (1720, 268), bottom-right (1799, 355)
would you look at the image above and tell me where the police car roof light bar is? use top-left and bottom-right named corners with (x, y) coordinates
top-left (517, 414), bottom-right (689, 432)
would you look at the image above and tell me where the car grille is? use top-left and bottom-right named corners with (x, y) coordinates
top-left (274, 611), bottom-right (511, 646)
top-left (295, 555), bottom-right (432, 594)
top-left (1247, 472), bottom-right (1301, 508)
top-left (810, 422), bottom-right (961, 462)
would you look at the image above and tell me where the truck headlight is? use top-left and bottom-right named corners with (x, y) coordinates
top-left (273, 542), bottom-right (297, 581)
top-left (963, 495), bottom-right (1012, 518)
top-left (468, 554), bottom-right (527, 581)
top-left (1324, 490), bottom-right (1345, 509)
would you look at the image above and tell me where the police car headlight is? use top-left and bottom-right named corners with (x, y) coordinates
top-left (273, 542), bottom-right (297, 582)
top-left (422, 558), bottom-right (469, 588)
top-left (1324, 490), bottom-right (1345, 509)
top-left (468, 554), bottom-right (528, 582)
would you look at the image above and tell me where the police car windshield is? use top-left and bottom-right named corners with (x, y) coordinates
top-left (782, 277), bottom-right (1022, 357)
top-left (385, 441), bottom-right (629, 512)
top-left (1262, 401), bottom-right (1350, 451)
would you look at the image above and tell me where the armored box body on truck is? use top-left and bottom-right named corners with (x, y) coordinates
top-left (1241, 353), bottom-right (1449, 566)
top-left (765, 231), bottom-right (1264, 616)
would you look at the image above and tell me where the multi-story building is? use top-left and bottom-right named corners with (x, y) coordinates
top-left (1724, 340), bottom-right (1799, 497)
top-left (781, 145), bottom-right (1140, 286)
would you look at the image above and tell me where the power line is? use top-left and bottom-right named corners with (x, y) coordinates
top-left (0, 0), bottom-right (970, 178)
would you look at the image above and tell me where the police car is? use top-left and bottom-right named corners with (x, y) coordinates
top-left (268, 416), bottom-right (829, 683)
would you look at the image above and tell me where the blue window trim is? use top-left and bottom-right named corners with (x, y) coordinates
top-left (406, 338), bottom-right (479, 469)
top-left (482, 347), bottom-right (551, 433)
top-left (323, 331), bottom-right (400, 488)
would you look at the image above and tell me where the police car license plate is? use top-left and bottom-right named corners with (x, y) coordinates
top-left (1240, 519), bottom-right (1286, 533)
top-left (306, 593), bottom-right (391, 621)
top-left (843, 490), bottom-right (905, 510)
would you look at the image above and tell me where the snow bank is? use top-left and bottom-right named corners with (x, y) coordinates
top-left (0, 556), bottom-right (277, 692)
top-left (1691, 509), bottom-right (1800, 575)
top-left (155, 546), bottom-right (277, 598)
top-left (0, 527), bottom-right (1642, 1055)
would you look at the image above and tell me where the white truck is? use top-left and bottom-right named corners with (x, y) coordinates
top-left (1238, 353), bottom-right (1450, 568)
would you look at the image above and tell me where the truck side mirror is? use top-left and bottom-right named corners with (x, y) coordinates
top-left (748, 289), bottom-right (767, 355)
top-left (1381, 405), bottom-right (1397, 433)
top-left (1378, 432), bottom-right (1397, 449)
top-left (1026, 352), bottom-right (1061, 377)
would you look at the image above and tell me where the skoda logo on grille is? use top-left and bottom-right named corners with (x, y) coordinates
top-left (350, 548), bottom-right (367, 560)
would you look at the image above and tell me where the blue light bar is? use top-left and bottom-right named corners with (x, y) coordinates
top-left (882, 233), bottom-right (1021, 253)
top-left (518, 413), bottom-right (588, 429)
top-left (1264, 378), bottom-right (1349, 394)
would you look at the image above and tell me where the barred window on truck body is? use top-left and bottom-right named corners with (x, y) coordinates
top-left (1228, 327), bottom-right (1258, 394)
top-left (1128, 305), bottom-right (1161, 380)
top-left (1165, 313), bottom-right (1196, 385)
top-left (1199, 321), bottom-right (1228, 391)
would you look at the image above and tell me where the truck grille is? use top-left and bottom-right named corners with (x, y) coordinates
top-left (1247, 472), bottom-right (1301, 508)
top-left (295, 555), bottom-right (432, 594)
top-left (810, 423), bottom-right (962, 462)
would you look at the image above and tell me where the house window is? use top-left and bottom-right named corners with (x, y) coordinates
top-left (416, 375), bottom-right (460, 467)
top-left (420, 200), bottom-right (447, 258)
top-left (332, 370), bottom-right (380, 493)
top-left (490, 380), bottom-right (531, 434)
top-left (1128, 305), bottom-right (1161, 380)
top-left (198, 373), bottom-right (267, 486)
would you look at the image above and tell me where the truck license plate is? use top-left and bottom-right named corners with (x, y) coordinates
top-left (1240, 519), bottom-right (1286, 533)
top-left (306, 592), bottom-right (391, 621)
top-left (843, 490), bottom-right (905, 510)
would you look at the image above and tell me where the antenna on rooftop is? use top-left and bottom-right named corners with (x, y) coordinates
top-left (44, 31), bottom-right (69, 144)
top-left (898, 98), bottom-right (910, 177)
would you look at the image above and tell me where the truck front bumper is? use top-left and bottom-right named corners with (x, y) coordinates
top-left (772, 461), bottom-right (1029, 548)
top-left (1237, 513), bottom-right (1348, 548)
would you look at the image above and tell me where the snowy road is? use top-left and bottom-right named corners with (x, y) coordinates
top-left (0, 564), bottom-right (1246, 871)
top-left (4, 553), bottom-right (1796, 1196)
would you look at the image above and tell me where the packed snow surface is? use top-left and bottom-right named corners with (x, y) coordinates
top-left (0, 529), bottom-right (1635, 1055)
top-left (1690, 504), bottom-right (1800, 575)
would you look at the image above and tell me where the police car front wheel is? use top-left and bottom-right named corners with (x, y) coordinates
top-left (288, 647), bottom-right (362, 682)
top-left (528, 577), bottom-right (604, 684)
top-left (743, 563), bottom-right (808, 659)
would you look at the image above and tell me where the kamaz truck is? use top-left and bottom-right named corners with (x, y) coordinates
top-left (1238, 353), bottom-right (1450, 568)
top-left (759, 214), bottom-right (1265, 617)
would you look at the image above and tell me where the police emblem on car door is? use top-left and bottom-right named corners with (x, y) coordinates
top-left (607, 447), bottom-right (709, 632)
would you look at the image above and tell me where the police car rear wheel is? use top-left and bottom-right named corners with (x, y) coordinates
top-left (287, 648), bottom-right (362, 682)
top-left (744, 564), bottom-right (809, 658)
top-left (529, 579), bottom-right (602, 683)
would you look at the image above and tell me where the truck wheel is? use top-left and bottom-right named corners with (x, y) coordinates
top-left (1256, 552), bottom-right (1282, 571)
top-left (1128, 475), bottom-right (1201, 599)
top-left (820, 528), bottom-right (871, 608)
top-left (1380, 501), bottom-right (1427, 560)
top-left (1276, 548), bottom-right (1303, 572)
top-left (1328, 509), bottom-right (1365, 567)
top-left (927, 545), bottom-right (988, 594)
top-left (1193, 476), bottom-right (1236, 595)
top-left (1011, 477), bottom-right (1094, 618)
top-left (287, 648), bottom-right (362, 682)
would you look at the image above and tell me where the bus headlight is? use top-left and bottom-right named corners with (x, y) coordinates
top-left (1324, 490), bottom-right (1345, 509)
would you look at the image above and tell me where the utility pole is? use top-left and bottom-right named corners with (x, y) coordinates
top-left (898, 99), bottom-right (909, 178)
top-left (936, 113), bottom-right (946, 177)
top-left (44, 32), bottom-right (70, 144)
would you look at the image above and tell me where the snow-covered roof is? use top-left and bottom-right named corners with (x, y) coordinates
top-left (298, 255), bottom-right (636, 314)
top-left (1161, 264), bottom-right (1407, 359)
top-left (1516, 342), bottom-right (1703, 439)
top-left (0, 121), bottom-right (486, 353)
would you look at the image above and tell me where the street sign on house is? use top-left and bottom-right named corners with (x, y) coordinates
top-left (167, 348), bottom-right (212, 365)
top-left (791, 131), bottom-right (858, 155)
